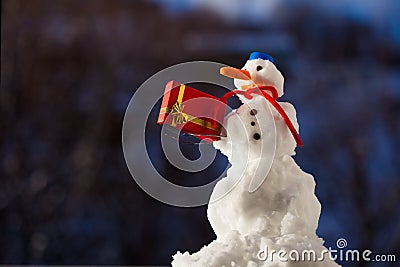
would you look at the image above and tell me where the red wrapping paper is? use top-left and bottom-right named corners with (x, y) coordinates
top-left (157, 80), bottom-right (226, 141)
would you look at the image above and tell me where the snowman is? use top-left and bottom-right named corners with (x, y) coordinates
top-left (172, 52), bottom-right (341, 267)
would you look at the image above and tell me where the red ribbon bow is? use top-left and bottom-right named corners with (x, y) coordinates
top-left (220, 86), bottom-right (303, 147)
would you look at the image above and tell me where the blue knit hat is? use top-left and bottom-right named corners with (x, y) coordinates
top-left (249, 52), bottom-right (274, 63)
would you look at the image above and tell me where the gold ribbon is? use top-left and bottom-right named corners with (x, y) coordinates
top-left (170, 84), bottom-right (188, 126)
top-left (170, 102), bottom-right (188, 126)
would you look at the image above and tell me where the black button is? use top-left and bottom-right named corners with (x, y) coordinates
top-left (253, 133), bottom-right (261, 140)
top-left (251, 121), bottom-right (256, 126)
top-left (250, 109), bottom-right (257, 116)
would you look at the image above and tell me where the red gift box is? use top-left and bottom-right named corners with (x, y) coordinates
top-left (157, 81), bottom-right (226, 141)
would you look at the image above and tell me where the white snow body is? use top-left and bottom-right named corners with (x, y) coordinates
top-left (172, 58), bottom-right (340, 266)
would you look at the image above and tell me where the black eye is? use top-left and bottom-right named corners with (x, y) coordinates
top-left (256, 66), bottom-right (263, 71)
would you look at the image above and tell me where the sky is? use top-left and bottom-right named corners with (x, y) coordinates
top-left (152, 0), bottom-right (400, 27)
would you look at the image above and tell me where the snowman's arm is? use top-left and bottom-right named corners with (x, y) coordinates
top-left (278, 102), bottom-right (299, 132)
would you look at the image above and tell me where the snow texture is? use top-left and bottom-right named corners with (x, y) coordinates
top-left (172, 58), bottom-right (341, 267)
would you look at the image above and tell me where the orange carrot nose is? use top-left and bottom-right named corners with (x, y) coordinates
top-left (220, 67), bottom-right (251, 80)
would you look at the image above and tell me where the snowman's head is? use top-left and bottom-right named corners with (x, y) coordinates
top-left (220, 52), bottom-right (284, 97)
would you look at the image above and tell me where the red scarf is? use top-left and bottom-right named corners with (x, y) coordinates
top-left (220, 86), bottom-right (303, 147)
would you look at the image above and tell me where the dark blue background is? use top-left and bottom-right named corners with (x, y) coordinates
top-left (1, 0), bottom-right (399, 266)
